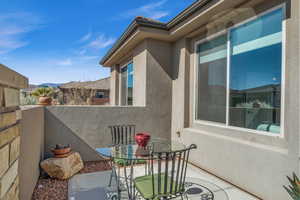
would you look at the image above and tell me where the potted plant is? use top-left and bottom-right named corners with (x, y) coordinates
top-left (31, 87), bottom-right (54, 105)
top-left (284, 173), bottom-right (300, 199)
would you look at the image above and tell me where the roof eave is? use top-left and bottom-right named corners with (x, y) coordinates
top-left (99, 18), bottom-right (167, 66)
top-left (100, 0), bottom-right (217, 67)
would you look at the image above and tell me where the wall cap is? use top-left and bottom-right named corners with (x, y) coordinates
top-left (0, 64), bottom-right (28, 89)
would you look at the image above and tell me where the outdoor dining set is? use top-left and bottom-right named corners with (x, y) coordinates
top-left (96, 124), bottom-right (197, 200)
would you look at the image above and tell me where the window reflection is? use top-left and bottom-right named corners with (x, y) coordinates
top-left (127, 63), bottom-right (133, 105)
top-left (195, 7), bottom-right (283, 134)
top-left (120, 63), bottom-right (134, 106)
top-left (229, 8), bottom-right (282, 133)
top-left (196, 35), bottom-right (227, 123)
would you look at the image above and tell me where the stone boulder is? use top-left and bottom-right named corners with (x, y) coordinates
top-left (40, 152), bottom-right (84, 180)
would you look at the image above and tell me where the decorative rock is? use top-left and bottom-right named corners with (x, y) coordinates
top-left (40, 152), bottom-right (84, 180)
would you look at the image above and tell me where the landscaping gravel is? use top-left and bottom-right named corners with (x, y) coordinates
top-left (32, 161), bottom-right (111, 200)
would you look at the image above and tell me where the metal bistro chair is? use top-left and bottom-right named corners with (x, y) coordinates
top-left (109, 124), bottom-right (135, 146)
top-left (108, 125), bottom-right (136, 187)
top-left (133, 144), bottom-right (197, 200)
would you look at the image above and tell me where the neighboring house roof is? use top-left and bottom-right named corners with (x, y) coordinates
top-left (21, 84), bottom-right (38, 93)
top-left (100, 0), bottom-right (218, 66)
top-left (59, 77), bottom-right (110, 90)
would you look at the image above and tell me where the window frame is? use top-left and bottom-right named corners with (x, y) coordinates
top-left (120, 61), bottom-right (134, 106)
top-left (193, 4), bottom-right (286, 138)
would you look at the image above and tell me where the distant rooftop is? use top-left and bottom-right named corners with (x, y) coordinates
top-left (59, 77), bottom-right (110, 90)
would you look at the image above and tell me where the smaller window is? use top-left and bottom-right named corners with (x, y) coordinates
top-left (120, 62), bottom-right (134, 105)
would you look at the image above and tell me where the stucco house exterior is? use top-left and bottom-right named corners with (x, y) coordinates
top-left (100, 0), bottom-right (300, 199)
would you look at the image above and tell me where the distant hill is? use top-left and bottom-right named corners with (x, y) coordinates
top-left (38, 83), bottom-right (63, 88)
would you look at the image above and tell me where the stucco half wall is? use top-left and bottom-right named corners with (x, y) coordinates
top-left (19, 106), bottom-right (44, 200)
top-left (44, 105), bottom-right (172, 160)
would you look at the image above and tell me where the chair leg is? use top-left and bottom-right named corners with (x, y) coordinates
top-left (109, 170), bottom-right (113, 187)
top-left (181, 193), bottom-right (188, 200)
top-left (109, 159), bottom-right (117, 187)
top-left (109, 165), bottom-right (117, 187)
top-left (117, 165), bottom-right (121, 200)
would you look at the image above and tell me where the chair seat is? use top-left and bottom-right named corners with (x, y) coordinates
top-left (134, 174), bottom-right (184, 199)
top-left (114, 158), bottom-right (146, 166)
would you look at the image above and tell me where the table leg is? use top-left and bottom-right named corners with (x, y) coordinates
top-left (117, 165), bottom-right (121, 200)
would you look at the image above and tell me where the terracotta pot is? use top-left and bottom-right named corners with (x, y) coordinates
top-left (38, 96), bottom-right (52, 105)
top-left (51, 147), bottom-right (71, 158)
top-left (135, 133), bottom-right (151, 147)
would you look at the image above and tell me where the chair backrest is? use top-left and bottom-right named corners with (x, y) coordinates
top-left (108, 124), bottom-right (136, 145)
top-left (150, 144), bottom-right (197, 199)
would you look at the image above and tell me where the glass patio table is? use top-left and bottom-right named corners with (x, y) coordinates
top-left (96, 138), bottom-right (186, 200)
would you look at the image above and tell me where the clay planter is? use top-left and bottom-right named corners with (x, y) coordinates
top-left (135, 133), bottom-right (151, 148)
top-left (51, 147), bottom-right (71, 158)
top-left (38, 96), bottom-right (52, 106)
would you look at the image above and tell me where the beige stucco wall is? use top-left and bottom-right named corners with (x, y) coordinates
top-left (110, 66), bottom-right (119, 105)
top-left (133, 41), bottom-right (147, 106)
top-left (19, 106), bottom-right (44, 200)
top-left (44, 105), bottom-right (171, 161)
top-left (171, 0), bottom-right (299, 199)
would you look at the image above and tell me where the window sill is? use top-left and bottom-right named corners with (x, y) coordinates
top-left (182, 127), bottom-right (288, 155)
top-left (191, 120), bottom-right (287, 148)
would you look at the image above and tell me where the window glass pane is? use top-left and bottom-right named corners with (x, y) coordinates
top-left (196, 35), bottom-right (227, 123)
top-left (229, 8), bottom-right (283, 134)
top-left (120, 66), bottom-right (127, 105)
top-left (127, 63), bottom-right (133, 105)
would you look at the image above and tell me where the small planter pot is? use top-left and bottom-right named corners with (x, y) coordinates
top-left (51, 147), bottom-right (71, 158)
top-left (38, 97), bottom-right (52, 106)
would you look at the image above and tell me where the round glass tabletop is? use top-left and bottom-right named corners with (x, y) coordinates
top-left (96, 138), bottom-right (186, 160)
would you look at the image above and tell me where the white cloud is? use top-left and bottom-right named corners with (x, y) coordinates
top-left (120, 0), bottom-right (169, 20)
top-left (79, 56), bottom-right (98, 60)
top-left (57, 58), bottom-right (72, 66)
top-left (79, 32), bottom-right (92, 43)
top-left (87, 34), bottom-right (116, 49)
top-left (78, 49), bottom-right (87, 56)
top-left (149, 11), bottom-right (169, 20)
top-left (0, 12), bottom-right (42, 54)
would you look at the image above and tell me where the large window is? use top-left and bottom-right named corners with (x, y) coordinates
top-left (196, 7), bottom-right (284, 135)
top-left (121, 62), bottom-right (133, 105)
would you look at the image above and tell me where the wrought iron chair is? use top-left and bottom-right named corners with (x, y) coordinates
top-left (108, 124), bottom-right (136, 187)
top-left (109, 124), bottom-right (135, 145)
top-left (133, 144), bottom-right (197, 200)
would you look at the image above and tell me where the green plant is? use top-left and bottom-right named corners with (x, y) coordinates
top-left (31, 87), bottom-right (54, 97)
top-left (20, 95), bottom-right (37, 105)
top-left (284, 173), bottom-right (300, 200)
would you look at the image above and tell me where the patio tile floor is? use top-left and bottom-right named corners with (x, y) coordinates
top-left (184, 164), bottom-right (260, 200)
top-left (68, 163), bottom-right (260, 200)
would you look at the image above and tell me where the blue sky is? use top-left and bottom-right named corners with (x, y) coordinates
top-left (0, 0), bottom-right (195, 85)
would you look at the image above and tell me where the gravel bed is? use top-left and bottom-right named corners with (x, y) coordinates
top-left (31, 160), bottom-right (111, 200)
